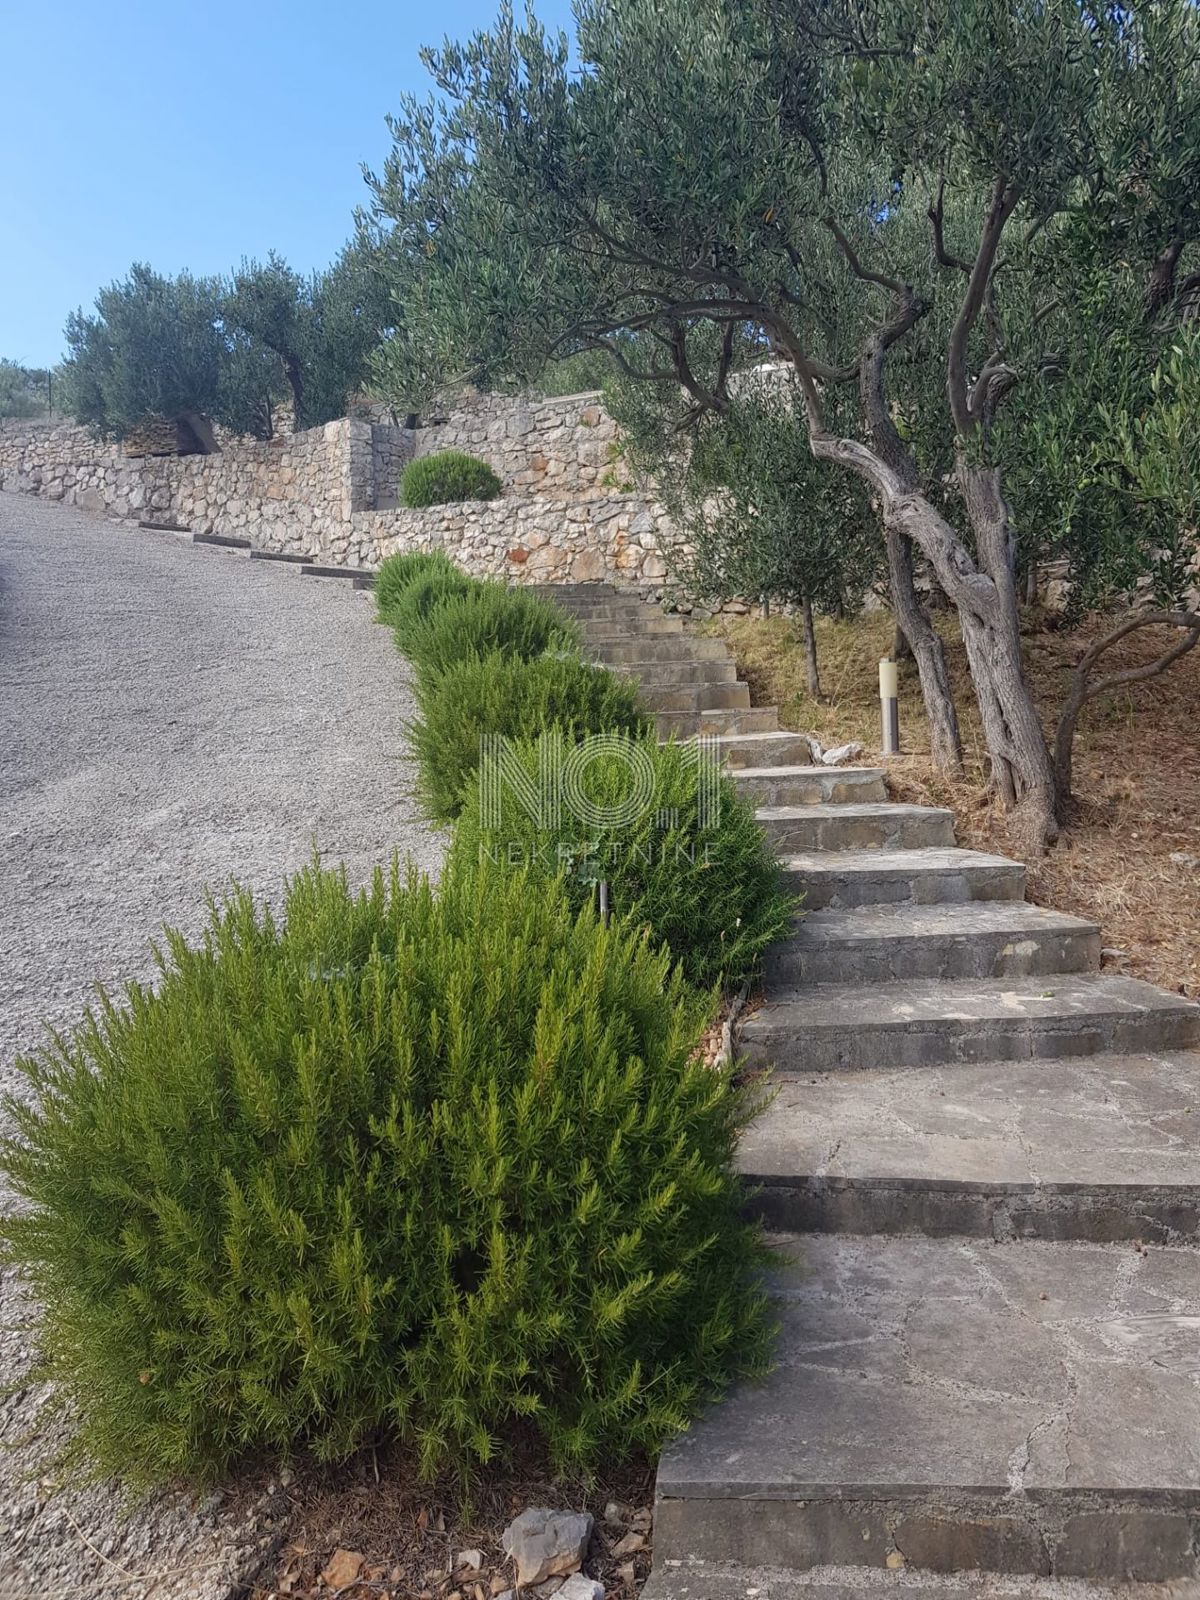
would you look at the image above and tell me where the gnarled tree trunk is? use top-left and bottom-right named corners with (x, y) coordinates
top-left (883, 527), bottom-right (962, 773)
top-left (811, 432), bottom-right (1059, 849)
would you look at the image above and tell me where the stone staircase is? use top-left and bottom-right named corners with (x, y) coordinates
top-left (535, 583), bottom-right (1200, 1598)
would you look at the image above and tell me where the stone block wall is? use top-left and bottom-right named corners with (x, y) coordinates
top-left (412, 390), bottom-right (619, 499)
top-left (342, 493), bottom-right (671, 586)
top-left (0, 394), bottom-right (675, 589)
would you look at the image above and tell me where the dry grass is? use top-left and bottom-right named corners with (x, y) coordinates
top-left (708, 607), bottom-right (1200, 998)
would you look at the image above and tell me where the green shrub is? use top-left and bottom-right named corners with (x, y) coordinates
top-left (403, 583), bottom-right (580, 689)
top-left (452, 733), bottom-right (798, 988)
top-left (389, 565), bottom-right (474, 647)
top-left (409, 651), bottom-right (652, 823)
top-left (375, 550), bottom-right (458, 624)
top-left (0, 854), bottom-right (769, 1487)
top-left (400, 450), bottom-right (503, 508)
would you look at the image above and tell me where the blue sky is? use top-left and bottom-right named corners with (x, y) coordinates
top-left (0, 0), bottom-right (575, 367)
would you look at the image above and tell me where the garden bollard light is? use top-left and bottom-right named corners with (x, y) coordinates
top-left (879, 657), bottom-right (900, 755)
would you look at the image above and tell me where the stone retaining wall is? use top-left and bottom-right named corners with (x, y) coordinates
top-left (345, 493), bottom-right (671, 585)
top-left (413, 390), bottom-right (619, 498)
top-left (0, 397), bottom-right (672, 588)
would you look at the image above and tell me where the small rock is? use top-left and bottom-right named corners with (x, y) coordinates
top-left (602, 1501), bottom-right (629, 1526)
top-left (457, 1550), bottom-right (486, 1573)
top-left (610, 1532), bottom-right (645, 1559)
top-left (491, 1576), bottom-right (508, 1595)
top-left (321, 1549), bottom-right (365, 1588)
top-left (820, 741), bottom-right (864, 767)
top-left (502, 1509), bottom-right (593, 1587)
top-left (885, 1551), bottom-right (906, 1570)
top-left (629, 1509), bottom-right (652, 1533)
top-left (556, 1577), bottom-right (604, 1600)
top-left (617, 1562), bottom-right (637, 1586)
top-left (1169, 851), bottom-right (1199, 869)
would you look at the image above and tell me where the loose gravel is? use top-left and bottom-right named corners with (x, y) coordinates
top-left (0, 492), bottom-right (442, 1600)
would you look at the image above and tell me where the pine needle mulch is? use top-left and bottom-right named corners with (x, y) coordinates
top-left (710, 606), bottom-right (1200, 998)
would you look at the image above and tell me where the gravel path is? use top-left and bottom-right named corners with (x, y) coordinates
top-left (0, 493), bottom-right (441, 1600)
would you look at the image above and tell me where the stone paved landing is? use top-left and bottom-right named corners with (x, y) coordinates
top-left (738, 1053), bottom-right (1200, 1242)
top-left (655, 1235), bottom-right (1200, 1581)
top-left (642, 1563), bottom-right (1199, 1600)
top-left (740, 973), bottom-right (1200, 1072)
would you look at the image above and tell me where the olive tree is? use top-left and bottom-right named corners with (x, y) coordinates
top-left (368, 0), bottom-right (1200, 846)
top-left (62, 265), bottom-right (229, 449)
top-left (606, 346), bottom-right (885, 701)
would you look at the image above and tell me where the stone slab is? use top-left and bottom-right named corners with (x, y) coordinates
top-left (764, 902), bottom-right (1100, 986)
top-left (641, 1561), bottom-right (1197, 1600)
top-left (300, 562), bottom-right (376, 580)
top-left (707, 732), bottom-right (824, 769)
top-left (248, 548), bottom-right (313, 565)
top-left (755, 803), bottom-right (957, 854)
top-left (740, 974), bottom-right (1200, 1073)
top-left (739, 1051), bottom-right (1200, 1242)
top-left (593, 637), bottom-right (731, 663)
top-left (655, 1234), bottom-right (1200, 1579)
top-left (733, 768), bottom-right (888, 808)
top-left (779, 847), bottom-right (1026, 909)
top-left (625, 657), bottom-right (739, 684)
top-left (640, 681), bottom-right (752, 713)
top-left (192, 531), bottom-right (251, 549)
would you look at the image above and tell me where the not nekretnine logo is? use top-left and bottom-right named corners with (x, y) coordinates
top-left (476, 731), bottom-right (724, 874)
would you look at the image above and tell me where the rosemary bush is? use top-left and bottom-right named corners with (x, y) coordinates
top-left (452, 731), bottom-right (797, 988)
top-left (0, 854), bottom-right (770, 1487)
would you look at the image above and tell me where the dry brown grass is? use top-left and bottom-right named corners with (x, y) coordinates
top-left (708, 607), bottom-right (1200, 997)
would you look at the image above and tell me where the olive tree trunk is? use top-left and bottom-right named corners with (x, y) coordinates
top-left (812, 433), bottom-right (1059, 848)
top-left (798, 594), bottom-right (822, 700)
top-left (883, 527), bottom-right (962, 772)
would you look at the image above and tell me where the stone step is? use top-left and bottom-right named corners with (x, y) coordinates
top-left (568, 602), bottom-right (669, 623)
top-left (623, 656), bottom-right (739, 685)
top-left (526, 582), bottom-right (635, 600)
top-left (756, 802), bottom-right (956, 854)
top-left (655, 706), bottom-right (781, 738)
top-left (639, 681), bottom-right (751, 714)
top-left (654, 1233), bottom-right (1200, 1582)
top-left (764, 902), bottom-right (1101, 986)
top-left (703, 731), bottom-right (821, 768)
top-left (249, 548), bottom-right (314, 566)
top-left (732, 766), bottom-right (887, 809)
top-left (192, 531), bottom-right (251, 550)
top-left (300, 562), bottom-right (376, 581)
top-left (739, 972), bottom-right (1200, 1074)
top-left (738, 1050), bottom-right (1200, 1244)
top-left (592, 636), bottom-right (731, 664)
top-left (584, 616), bottom-right (686, 637)
top-left (780, 846), bottom-right (1026, 909)
top-left (641, 1562), bottom-right (1179, 1600)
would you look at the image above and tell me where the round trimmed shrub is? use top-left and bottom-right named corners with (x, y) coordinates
top-left (400, 450), bottom-right (503, 508)
top-left (409, 651), bottom-right (652, 823)
top-left (403, 583), bottom-right (580, 690)
top-left (375, 550), bottom-right (459, 624)
top-left (0, 854), bottom-right (769, 1486)
top-left (389, 564), bottom-right (474, 646)
top-left (452, 732), bottom-right (798, 988)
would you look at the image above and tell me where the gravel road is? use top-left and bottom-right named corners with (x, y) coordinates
top-left (0, 492), bottom-right (441, 1599)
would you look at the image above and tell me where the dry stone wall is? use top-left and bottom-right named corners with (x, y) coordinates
top-left (0, 391), bottom-right (675, 588)
top-left (412, 390), bottom-right (621, 498)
